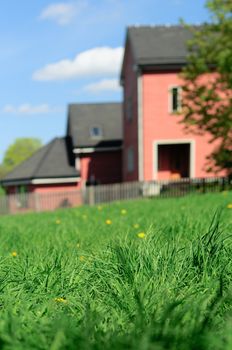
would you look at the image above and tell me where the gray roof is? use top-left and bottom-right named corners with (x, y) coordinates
top-left (121, 25), bottom-right (197, 78)
top-left (67, 102), bottom-right (122, 148)
top-left (2, 137), bottom-right (79, 185)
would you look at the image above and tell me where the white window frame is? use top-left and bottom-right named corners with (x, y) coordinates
top-left (153, 139), bottom-right (195, 180)
top-left (75, 156), bottom-right (80, 171)
top-left (169, 86), bottom-right (182, 114)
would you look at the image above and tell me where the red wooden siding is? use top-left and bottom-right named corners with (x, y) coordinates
top-left (79, 150), bottom-right (122, 186)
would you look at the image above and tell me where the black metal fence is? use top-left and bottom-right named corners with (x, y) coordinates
top-left (84, 176), bottom-right (231, 205)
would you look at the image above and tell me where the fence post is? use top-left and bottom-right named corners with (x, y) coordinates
top-left (88, 186), bottom-right (95, 206)
top-left (34, 193), bottom-right (40, 212)
top-left (81, 186), bottom-right (86, 205)
top-left (202, 178), bottom-right (206, 194)
top-left (221, 177), bottom-right (225, 192)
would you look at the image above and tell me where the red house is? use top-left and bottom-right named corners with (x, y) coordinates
top-left (121, 25), bottom-right (225, 182)
top-left (2, 103), bottom-right (122, 197)
top-left (1, 25), bottom-right (226, 206)
top-left (67, 103), bottom-right (122, 187)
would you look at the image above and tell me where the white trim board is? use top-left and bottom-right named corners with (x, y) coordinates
top-left (2, 177), bottom-right (80, 186)
top-left (153, 139), bottom-right (195, 180)
top-left (31, 177), bottom-right (80, 185)
top-left (137, 72), bottom-right (143, 181)
top-left (73, 146), bottom-right (122, 154)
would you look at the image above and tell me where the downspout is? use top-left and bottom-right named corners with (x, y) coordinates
top-left (137, 70), bottom-right (144, 182)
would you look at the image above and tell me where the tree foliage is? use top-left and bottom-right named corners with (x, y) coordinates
top-left (0, 164), bottom-right (8, 180)
top-left (0, 186), bottom-right (5, 196)
top-left (2, 138), bottom-right (42, 173)
top-left (181, 0), bottom-right (232, 172)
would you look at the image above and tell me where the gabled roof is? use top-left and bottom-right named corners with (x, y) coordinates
top-left (1, 137), bottom-right (79, 186)
top-left (67, 102), bottom-right (122, 149)
top-left (121, 25), bottom-right (197, 79)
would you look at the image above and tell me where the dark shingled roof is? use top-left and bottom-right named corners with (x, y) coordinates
top-left (67, 102), bottom-right (122, 149)
top-left (128, 25), bottom-right (194, 65)
top-left (1, 137), bottom-right (79, 185)
top-left (121, 25), bottom-right (198, 80)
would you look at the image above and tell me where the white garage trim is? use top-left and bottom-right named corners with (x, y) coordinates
top-left (153, 139), bottom-right (195, 180)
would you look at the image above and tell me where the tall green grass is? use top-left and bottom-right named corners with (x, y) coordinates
top-left (0, 192), bottom-right (232, 349)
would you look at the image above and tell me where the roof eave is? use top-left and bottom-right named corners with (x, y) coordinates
top-left (73, 145), bottom-right (122, 154)
top-left (138, 62), bottom-right (187, 72)
top-left (1, 176), bottom-right (80, 187)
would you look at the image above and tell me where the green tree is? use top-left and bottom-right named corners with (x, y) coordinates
top-left (181, 0), bottom-right (232, 172)
top-left (0, 186), bottom-right (5, 196)
top-left (2, 138), bottom-right (42, 172)
top-left (0, 164), bottom-right (8, 179)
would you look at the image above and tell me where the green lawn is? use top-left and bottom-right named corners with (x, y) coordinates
top-left (1, 192), bottom-right (232, 349)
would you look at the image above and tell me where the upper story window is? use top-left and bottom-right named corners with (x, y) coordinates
top-left (126, 96), bottom-right (133, 122)
top-left (170, 86), bottom-right (182, 113)
top-left (127, 146), bottom-right (134, 173)
top-left (90, 126), bottom-right (103, 139)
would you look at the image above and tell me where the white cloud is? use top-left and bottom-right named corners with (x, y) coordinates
top-left (2, 104), bottom-right (63, 115)
top-left (84, 79), bottom-right (121, 93)
top-left (39, 2), bottom-right (82, 25)
top-left (39, 1), bottom-right (125, 27)
top-left (3, 105), bottom-right (15, 113)
top-left (33, 47), bottom-right (124, 81)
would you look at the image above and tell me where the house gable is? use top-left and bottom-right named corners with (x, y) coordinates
top-left (66, 102), bottom-right (123, 186)
top-left (67, 102), bottom-right (122, 151)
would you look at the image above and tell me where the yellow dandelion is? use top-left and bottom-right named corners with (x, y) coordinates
top-left (137, 232), bottom-right (146, 239)
top-left (79, 255), bottom-right (85, 262)
top-left (56, 219), bottom-right (61, 224)
top-left (97, 206), bottom-right (103, 211)
top-left (133, 224), bottom-right (140, 229)
top-left (105, 219), bottom-right (112, 225)
top-left (121, 209), bottom-right (127, 215)
top-left (54, 297), bottom-right (67, 303)
top-left (11, 251), bottom-right (17, 257)
top-left (227, 203), bottom-right (232, 209)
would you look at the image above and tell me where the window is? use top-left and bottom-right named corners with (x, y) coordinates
top-left (16, 185), bottom-right (27, 195)
top-left (170, 86), bottom-right (182, 113)
top-left (16, 185), bottom-right (28, 209)
top-left (75, 157), bottom-right (80, 171)
top-left (126, 96), bottom-right (133, 122)
top-left (127, 147), bottom-right (134, 172)
top-left (90, 126), bottom-right (103, 139)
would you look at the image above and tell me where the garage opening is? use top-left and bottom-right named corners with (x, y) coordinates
top-left (157, 143), bottom-right (190, 180)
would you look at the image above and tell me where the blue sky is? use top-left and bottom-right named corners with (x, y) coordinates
top-left (0, 0), bottom-right (210, 162)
